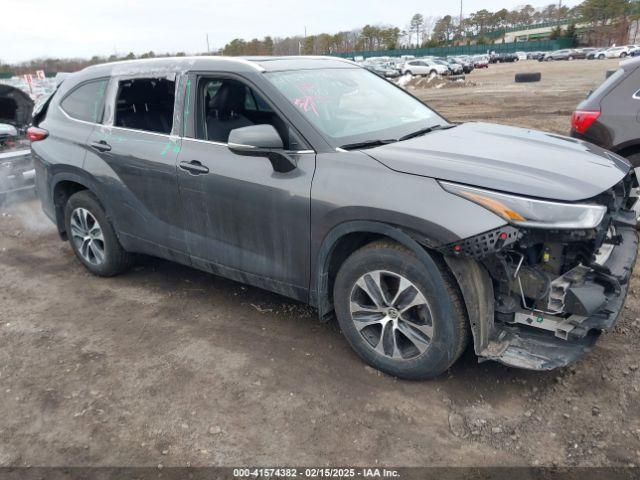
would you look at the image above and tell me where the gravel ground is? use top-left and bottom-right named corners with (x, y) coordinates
top-left (0, 58), bottom-right (639, 468)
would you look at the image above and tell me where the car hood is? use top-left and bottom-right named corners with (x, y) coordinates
top-left (366, 122), bottom-right (630, 202)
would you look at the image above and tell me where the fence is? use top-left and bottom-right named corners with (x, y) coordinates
top-left (333, 38), bottom-right (573, 60)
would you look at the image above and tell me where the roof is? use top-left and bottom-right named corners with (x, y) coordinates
top-left (77, 55), bottom-right (357, 80)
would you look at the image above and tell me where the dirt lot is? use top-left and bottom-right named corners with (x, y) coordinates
top-left (1, 59), bottom-right (640, 468)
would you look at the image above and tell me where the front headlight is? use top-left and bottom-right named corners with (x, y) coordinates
top-left (439, 181), bottom-right (606, 229)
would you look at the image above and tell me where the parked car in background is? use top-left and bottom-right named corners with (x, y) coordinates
top-left (599, 46), bottom-right (632, 59)
top-left (541, 49), bottom-right (583, 61)
top-left (578, 47), bottom-right (598, 58)
top-left (471, 55), bottom-right (489, 68)
top-left (515, 51), bottom-right (527, 60)
top-left (447, 56), bottom-right (474, 73)
top-left (527, 51), bottom-right (545, 60)
top-left (0, 123), bottom-right (34, 201)
top-left (29, 56), bottom-right (639, 379)
top-left (432, 58), bottom-right (463, 75)
top-left (0, 84), bottom-right (35, 201)
top-left (363, 61), bottom-right (400, 78)
top-left (589, 48), bottom-right (608, 59)
top-left (571, 56), bottom-right (640, 166)
top-left (626, 45), bottom-right (640, 56)
top-left (490, 52), bottom-right (518, 63)
top-left (402, 59), bottom-right (449, 76)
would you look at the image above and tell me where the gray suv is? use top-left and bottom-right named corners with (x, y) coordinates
top-left (29, 56), bottom-right (639, 379)
top-left (571, 57), bottom-right (640, 166)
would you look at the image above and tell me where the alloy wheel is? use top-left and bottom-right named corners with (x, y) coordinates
top-left (349, 270), bottom-right (434, 360)
top-left (70, 207), bottom-right (105, 265)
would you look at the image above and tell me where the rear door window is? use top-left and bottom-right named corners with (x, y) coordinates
top-left (114, 77), bottom-right (175, 134)
top-left (60, 79), bottom-right (108, 123)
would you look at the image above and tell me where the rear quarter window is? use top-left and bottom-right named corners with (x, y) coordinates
top-left (60, 79), bottom-right (108, 123)
top-left (587, 68), bottom-right (625, 101)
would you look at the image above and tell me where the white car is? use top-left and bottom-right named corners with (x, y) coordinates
top-left (401, 59), bottom-right (449, 76)
top-left (598, 46), bottom-right (632, 59)
top-left (515, 51), bottom-right (527, 60)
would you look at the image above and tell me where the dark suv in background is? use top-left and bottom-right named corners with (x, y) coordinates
top-left (29, 56), bottom-right (639, 379)
top-left (571, 57), bottom-right (640, 166)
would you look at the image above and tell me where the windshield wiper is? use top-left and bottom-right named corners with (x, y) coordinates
top-left (339, 139), bottom-right (397, 150)
top-left (398, 124), bottom-right (455, 141)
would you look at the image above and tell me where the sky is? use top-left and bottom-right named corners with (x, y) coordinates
top-left (2, 0), bottom-right (582, 63)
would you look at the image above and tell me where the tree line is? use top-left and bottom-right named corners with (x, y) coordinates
top-left (1, 0), bottom-right (638, 74)
top-left (222, 0), bottom-right (638, 55)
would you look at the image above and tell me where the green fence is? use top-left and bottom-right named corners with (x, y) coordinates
top-left (0, 72), bottom-right (15, 79)
top-left (334, 39), bottom-right (573, 60)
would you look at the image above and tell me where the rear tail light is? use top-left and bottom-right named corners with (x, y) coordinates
top-left (27, 126), bottom-right (49, 142)
top-left (571, 110), bottom-right (600, 134)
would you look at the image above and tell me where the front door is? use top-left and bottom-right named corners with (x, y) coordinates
top-left (176, 75), bottom-right (315, 299)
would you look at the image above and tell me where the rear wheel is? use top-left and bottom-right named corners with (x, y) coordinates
top-left (333, 240), bottom-right (469, 380)
top-left (621, 52), bottom-right (628, 58)
top-left (598, 54), bottom-right (605, 59)
top-left (64, 190), bottom-right (133, 276)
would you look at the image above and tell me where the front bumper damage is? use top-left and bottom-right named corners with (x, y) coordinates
top-left (440, 172), bottom-right (639, 371)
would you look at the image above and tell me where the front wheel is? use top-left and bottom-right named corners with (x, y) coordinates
top-left (621, 52), bottom-right (628, 58)
top-left (598, 54), bottom-right (605, 59)
top-left (333, 240), bottom-right (470, 380)
top-left (64, 190), bottom-right (133, 276)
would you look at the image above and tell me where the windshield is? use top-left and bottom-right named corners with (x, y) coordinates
top-left (265, 68), bottom-right (445, 147)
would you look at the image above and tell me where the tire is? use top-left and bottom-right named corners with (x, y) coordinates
top-left (333, 240), bottom-right (470, 380)
top-left (568, 56), bottom-right (574, 61)
top-left (429, 70), bottom-right (437, 76)
top-left (406, 70), bottom-right (413, 76)
top-left (621, 52), bottom-right (628, 58)
top-left (546, 56), bottom-right (553, 61)
top-left (598, 54), bottom-right (605, 60)
top-left (515, 72), bottom-right (541, 83)
top-left (626, 152), bottom-right (640, 168)
top-left (64, 190), bottom-right (133, 276)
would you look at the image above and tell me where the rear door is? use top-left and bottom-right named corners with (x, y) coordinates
top-left (176, 72), bottom-right (315, 300)
top-left (84, 73), bottom-right (188, 258)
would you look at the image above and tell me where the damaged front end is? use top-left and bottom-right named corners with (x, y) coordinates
top-left (439, 172), bottom-right (639, 370)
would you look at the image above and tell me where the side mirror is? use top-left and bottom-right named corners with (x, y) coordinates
top-left (228, 124), bottom-right (296, 173)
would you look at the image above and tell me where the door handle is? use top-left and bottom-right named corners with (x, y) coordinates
top-left (179, 160), bottom-right (209, 175)
top-left (90, 140), bottom-right (111, 152)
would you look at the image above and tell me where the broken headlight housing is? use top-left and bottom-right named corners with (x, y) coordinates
top-left (439, 181), bottom-right (606, 229)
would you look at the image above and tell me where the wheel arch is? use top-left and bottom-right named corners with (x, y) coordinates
top-left (50, 172), bottom-right (103, 240)
top-left (312, 221), bottom-right (459, 320)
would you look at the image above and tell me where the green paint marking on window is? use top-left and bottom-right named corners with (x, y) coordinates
top-left (536, 315), bottom-right (544, 323)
